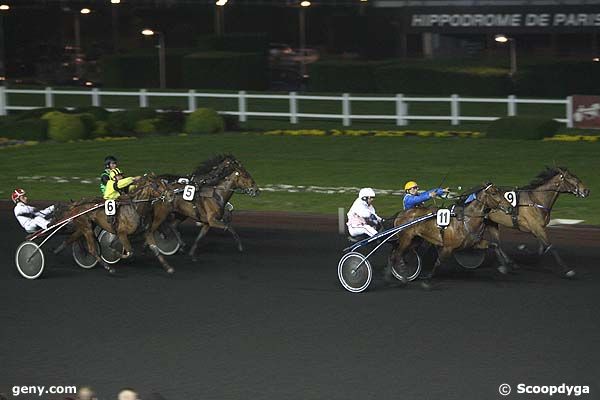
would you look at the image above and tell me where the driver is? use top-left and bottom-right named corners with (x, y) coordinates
top-left (12, 188), bottom-right (55, 233)
top-left (346, 188), bottom-right (383, 238)
top-left (100, 155), bottom-right (140, 200)
top-left (403, 181), bottom-right (449, 210)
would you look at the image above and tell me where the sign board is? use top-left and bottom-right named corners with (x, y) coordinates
top-left (573, 95), bottom-right (600, 129)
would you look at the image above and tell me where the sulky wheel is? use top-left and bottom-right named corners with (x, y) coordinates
top-left (72, 237), bottom-right (99, 269)
top-left (15, 241), bottom-right (45, 279)
top-left (338, 252), bottom-right (373, 293)
top-left (154, 223), bottom-right (180, 256)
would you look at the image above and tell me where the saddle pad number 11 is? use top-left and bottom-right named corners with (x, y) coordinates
top-left (104, 200), bottom-right (116, 216)
top-left (183, 185), bottom-right (196, 201)
top-left (436, 209), bottom-right (451, 227)
top-left (504, 191), bottom-right (517, 207)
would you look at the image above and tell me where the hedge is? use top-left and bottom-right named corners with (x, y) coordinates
top-left (107, 108), bottom-right (157, 135)
top-left (515, 62), bottom-right (600, 97)
top-left (0, 117), bottom-right (48, 141)
top-left (308, 61), bottom-right (390, 93)
top-left (42, 111), bottom-right (87, 142)
top-left (182, 52), bottom-right (267, 90)
top-left (486, 116), bottom-right (560, 140)
top-left (184, 108), bottom-right (224, 134)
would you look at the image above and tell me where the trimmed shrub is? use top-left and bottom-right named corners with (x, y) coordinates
top-left (156, 110), bottom-right (186, 133)
top-left (13, 107), bottom-right (69, 121)
top-left (184, 108), bottom-right (224, 134)
top-left (486, 116), bottom-right (561, 140)
top-left (134, 118), bottom-right (160, 135)
top-left (42, 111), bottom-right (86, 142)
top-left (182, 52), bottom-right (267, 90)
top-left (107, 108), bottom-right (157, 135)
top-left (72, 106), bottom-right (110, 121)
top-left (75, 113), bottom-right (96, 137)
top-left (0, 118), bottom-right (48, 141)
top-left (92, 120), bottom-right (110, 137)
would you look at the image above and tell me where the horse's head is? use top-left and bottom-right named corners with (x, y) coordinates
top-left (553, 168), bottom-right (590, 198)
top-left (475, 183), bottom-right (513, 214)
top-left (226, 159), bottom-right (260, 197)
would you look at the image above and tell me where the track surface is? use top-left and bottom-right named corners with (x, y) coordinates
top-left (1, 211), bottom-right (599, 400)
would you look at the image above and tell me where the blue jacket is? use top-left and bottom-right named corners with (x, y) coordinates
top-left (403, 188), bottom-right (445, 210)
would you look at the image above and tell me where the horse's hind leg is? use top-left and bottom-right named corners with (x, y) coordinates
top-left (421, 246), bottom-right (453, 290)
top-left (385, 235), bottom-right (413, 284)
top-left (53, 230), bottom-right (82, 255)
top-left (83, 228), bottom-right (115, 275)
top-left (487, 223), bottom-right (519, 272)
top-left (144, 230), bottom-right (175, 275)
top-left (189, 224), bottom-right (210, 258)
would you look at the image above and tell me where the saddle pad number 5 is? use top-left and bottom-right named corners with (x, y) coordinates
top-left (104, 200), bottom-right (116, 216)
top-left (504, 191), bottom-right (517, 207)
top-left (436, 209), bottom-right (451, 227)
top-left (183, 185), bottom-right (196, 201)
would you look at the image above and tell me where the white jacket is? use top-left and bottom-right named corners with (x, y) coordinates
top-left (347, 198), bottom-right (381, 229)
top-left (14, 202), bottom-right (55, 232)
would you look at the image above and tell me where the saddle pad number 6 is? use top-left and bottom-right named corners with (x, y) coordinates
top-left (436, 209), bottom-right (451, 227)
top-left (104, 200), bottom-right (116, 216)
top-left (504, 191), bottom-right (517, 207)
top-left (183, 185), bottom-right (196, 201)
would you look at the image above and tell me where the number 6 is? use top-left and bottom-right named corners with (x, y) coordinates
top-left (104, 200), bottom-right (116, 216)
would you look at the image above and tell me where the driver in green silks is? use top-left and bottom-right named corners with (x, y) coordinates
top-left (100, 155), bottom-right (140, 200)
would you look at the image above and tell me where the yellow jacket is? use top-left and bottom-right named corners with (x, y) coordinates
top-left (103, 168), bottom-right (136, 200)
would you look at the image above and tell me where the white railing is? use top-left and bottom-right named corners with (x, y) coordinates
top-left (0, 87), bottom-right (574, 128)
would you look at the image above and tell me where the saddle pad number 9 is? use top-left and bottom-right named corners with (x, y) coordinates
top-left (436, 209), bottom-right (451, 227)
top-left (504, 191), bottom-right (517, 207)
top-left (183, 185), bottom-right (196, 201)
top-left (104, 200), bottom-right (116, 216)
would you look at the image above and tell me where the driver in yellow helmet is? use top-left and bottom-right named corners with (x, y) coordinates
top-left (403, 181), bottom-right (449, 210)
top-left (101, 156), bottom-right (140, 200)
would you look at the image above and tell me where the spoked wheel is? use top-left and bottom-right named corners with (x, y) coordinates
top-left (391, 249), bottom-right (422, 282)
top-left (97, 230), bottom-right (122, 264)
top-left (72, 238), bottom-right (99, 269)
top-left (154, 224), bottom-right (180, 256)
top-left (15, 241), bottom-right (45, 279)
top-left (338, 251), bottom-right (372, 293)
top-left (454, 249), bottom-right (487, 270)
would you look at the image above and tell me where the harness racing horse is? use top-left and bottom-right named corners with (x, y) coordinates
top-left (55, 175), bottom-right (177, 274)
top-left (387, 183), bottom-right (513, 289)
top-left (167, 155), bottom-right (260, 257)
top-left (486, 167), bottom-right (589, 278)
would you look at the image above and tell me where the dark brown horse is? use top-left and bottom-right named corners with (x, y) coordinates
top-left (167, 155), bottom-right (260, 257)
top-left (388, 183), bottom-right (513, 289)
top-left (55, 175), bottom-right (177, 274)
top-left (486, 167), bottom-right (590, 278)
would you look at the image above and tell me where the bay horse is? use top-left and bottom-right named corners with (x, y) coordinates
top-left (168, 155), bottom-right (260, 257)
top-left (387, 183), bottom-right (513, 289)
top-left (55, 175), bottom-right (177, 274)
top-left (486, 167), bottom-right (589, 278)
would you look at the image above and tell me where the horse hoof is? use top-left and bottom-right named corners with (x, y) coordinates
top-left (497, 265), bottom-right (509, 275)
top-left (420, 281), bottom-right (434, 291)
top-left (105, 266), bottom-right (116, 275)
top-left (517, 244), bottom-right (527, 251)
top-left (237, 246), bottom-right (244, 252)
top-left (167, 268), bottom-right (175, 275)
top-left (565, 270), bottom-right (576, 278)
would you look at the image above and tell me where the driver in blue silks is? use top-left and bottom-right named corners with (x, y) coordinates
top-left (403, 181), bottom-right (449, 210)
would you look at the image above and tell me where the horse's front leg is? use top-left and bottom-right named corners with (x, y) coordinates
top-left (530, 226), bottom-right (575, 278)
top-left (207, 218), bottom-right (243, 252)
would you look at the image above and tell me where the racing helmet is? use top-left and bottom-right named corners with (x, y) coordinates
top-left (11, 188), bottom-right (26, 203)
top-left (104, 155), bottom-right (118, 168)
top-left (359, 187), bottom-right (376, 201)
top-left (404, 181), bottom-right (419, 191)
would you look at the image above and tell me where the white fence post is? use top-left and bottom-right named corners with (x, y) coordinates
top-left (139, 89), bottom-right (148, 108)
top-left (290, 91), bottom-right (298, 124)
top-left (342, 93), bottom-right (351, 127)
top-left (0, 86), bottom-right (6, 116)
top-left (566, 96), bottom-right (573, 128)
top-left (238, 90), bottom-right (247, 122)
top-left (450, 94), bottom-right (459, 126)
top-left (91, 88), bottom-right (100, 107)
top-left (338, 207), bottom-right (346, 235)
top-left (45, 87), bottom-right (54, 107)
top-left (188, 90), bottom-right (196, 112)
top-left (396, 94), bottom-right (407, 126)
top-left (508, 95), bottom-right (516, 116)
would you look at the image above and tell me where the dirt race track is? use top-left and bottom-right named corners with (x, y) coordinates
top-left (1, 209), bottom-right (599, 400)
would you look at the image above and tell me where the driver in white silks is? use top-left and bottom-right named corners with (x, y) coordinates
top-left (12, 188), bottom-right (55, 233)
top-left (346, 188), bottom-right (383, 238)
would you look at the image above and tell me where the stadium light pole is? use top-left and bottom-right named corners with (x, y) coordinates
top-left (495, 34), bottom-right (517, 77)
top-left (215, 0), bottom-right (228, 37)
top-left (74, 8), bottom-right (92, 80)
top-left (142, 29), bottom-right (166, 89)
top-left (299, 1), bottom-right (311, 77)
top-left (0, 4), bottom-right (9, 83)
top-left (111, 0), bottom-right (121, 53)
